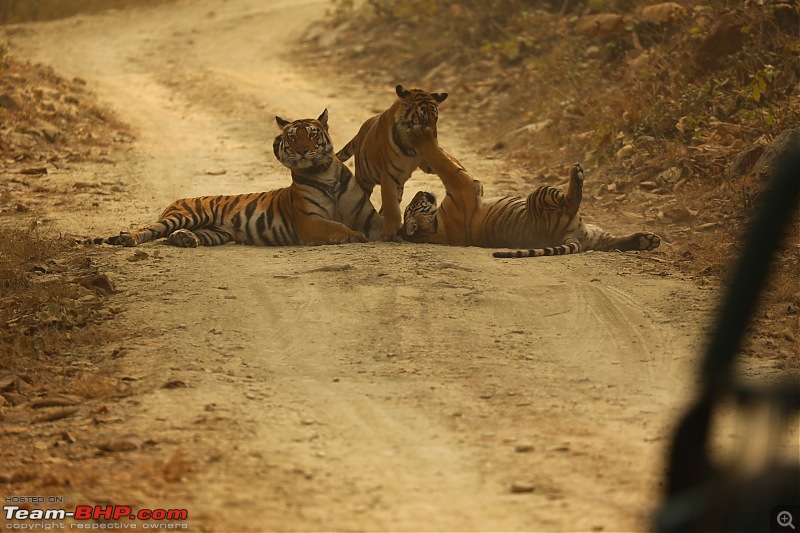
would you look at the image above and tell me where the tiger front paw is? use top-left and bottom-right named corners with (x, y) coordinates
top-left (638, 232), bottom-right (661, 250)
top-left (383, 232), bottom-right (404, 243)
top-left (167, 229), bottom-right (201, 248)
top-left (349, 231), bottom-right (368, 243)
top-left (327, 231), bottom-right (367, 245)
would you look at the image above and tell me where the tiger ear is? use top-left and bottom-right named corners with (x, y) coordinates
top-left (317, 108), bottom-right (329, 129)
top-left (276, 115), bottom-right (291, 128)
top-left (396, 84), bottom-right (411, 98)
top-left (432, 92), bottom-right (448, 103)
top-left (272, 135), bottom-right (282, 159)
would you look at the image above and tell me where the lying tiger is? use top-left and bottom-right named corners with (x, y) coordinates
top-left (400, 126), bottom-right (661, 257)
top-left (337, 84), bottom-right (448, 241)
top-left (82, 109), bottom-right (382, 247)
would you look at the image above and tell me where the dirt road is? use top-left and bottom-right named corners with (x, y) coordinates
top-left (7, 1), bottom-right (715, 530)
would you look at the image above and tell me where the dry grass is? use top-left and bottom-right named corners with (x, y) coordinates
top-left (0, 229), bottom-right (115, 373)
top-left (0, 230), bottom-right (135, 496)
top-left (0, 224), bottom-right (127, 403)
top-left (0, 445), bottom-right (199, 507)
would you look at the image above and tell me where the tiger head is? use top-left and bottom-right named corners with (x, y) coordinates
top-left (399, 190), bottom-right (440, 242)
top-left (273, 109), bottom-right (334, 171)
top-left (394, 84), bottom-right (448, 138)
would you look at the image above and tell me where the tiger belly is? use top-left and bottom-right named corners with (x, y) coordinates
top-left (474, 195), bottom-right (569, 249)
top-left (226, 201), bottom-right (299, 246)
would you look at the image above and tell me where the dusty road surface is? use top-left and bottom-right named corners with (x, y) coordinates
top-left (6, 1), bottom-right (717, 530)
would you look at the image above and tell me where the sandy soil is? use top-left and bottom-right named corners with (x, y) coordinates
top-left (5, 0), bottom-right (720, 530)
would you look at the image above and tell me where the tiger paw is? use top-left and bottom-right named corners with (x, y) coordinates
top-left (168, 229), bottom-right (201, 248)
top-left (117, 231), bottom-right (138, 247)
top-left (383, 233), bottom-right (403, 243)
top-left (326, 231), bottom-right (367, 244)
top-left (638, 232), bottom-right (661, 250)
top-left (349, 231), bottom-right (368, 243)
top-left (570, 162), bottom-right (585, 183)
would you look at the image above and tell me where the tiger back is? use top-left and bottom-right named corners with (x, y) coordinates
top-left (400, 126), bottom-right (661, 257)
top-left (337, 84), bottom-right (448, 240)
top-left (83, 109), bottom-right (382, 248)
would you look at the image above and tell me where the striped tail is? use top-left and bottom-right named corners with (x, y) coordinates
top-left (79, 236), bottom-right (122, 246)
top-left (335, 140), bottom-right (354, 163)
top-left (492, 242), bottom-right (581, 258)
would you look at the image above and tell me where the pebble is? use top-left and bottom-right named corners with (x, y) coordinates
top-left (510, 481), bottom-right (536, 493)
top-left (615, 144), bottom-right (635, 160)
top-left (96, 439), bottom-right (138, 453)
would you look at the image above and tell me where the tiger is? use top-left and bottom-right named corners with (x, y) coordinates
top-left (83, 109), bottom-right (382, 248)
top-left (399, 125), bottom-right (661, 257)
top-left (336, 84), bottom-right (448, 241)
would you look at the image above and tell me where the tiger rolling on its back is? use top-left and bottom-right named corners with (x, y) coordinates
top-left (337, 84), bottom-right (448, 241)
top-left (83, 109), bottom-right (382, 247)
top-left (400, 126), bottom-right (661, 257)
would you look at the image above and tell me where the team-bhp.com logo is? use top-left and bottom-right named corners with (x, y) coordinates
top-left (4, 504), bottom-right (189, 529)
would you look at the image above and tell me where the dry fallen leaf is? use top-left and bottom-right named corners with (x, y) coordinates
top-left (35, 407), bottom-right (80, 423)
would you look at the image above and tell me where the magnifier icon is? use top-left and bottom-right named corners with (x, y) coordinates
top-left (778, 511), bottom-right (796, 530)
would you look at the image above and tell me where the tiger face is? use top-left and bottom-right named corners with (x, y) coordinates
top-left (273, 109), bottom-right (333, 171)
top-left (400, 190), bottom-right (439, 241)
top-left (395, 85), bottom-right (448, 136)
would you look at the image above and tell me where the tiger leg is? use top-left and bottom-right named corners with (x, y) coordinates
top-left (379, 180), bottom-right (404, 242)
top-left (114, 214), bottom-right (201, 247)
top-left (564, 162), bottom-right (584, 217)
top-left (166, 227), bottom-right (234, 248)
top-left (298, 218), bottom-right (368, 246)
top-left (337, 175), bottom-right (384, 241)
top-left (411, 131), bottom-right (475, 192)
top-left (408, 127), bottom-right (478, 200)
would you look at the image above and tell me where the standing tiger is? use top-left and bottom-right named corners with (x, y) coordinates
top-left (337, 84), bottom-right (448, 241)
top-left (83, 109), bottom-right (382, 247)
top-left (400, 126), bottom-right (661, 257)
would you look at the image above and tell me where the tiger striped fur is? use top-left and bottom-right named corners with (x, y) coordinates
top-left (83, 109), bottom-right (382, 248)
top-left (337, 84), bottom-right (448, 241)
top-left (400, 126), bottom-right (661, 258)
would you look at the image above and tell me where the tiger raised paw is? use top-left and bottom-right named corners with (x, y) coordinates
top-left (337, 84), bottom-right (449, 241)
top-left (400, 126), bottom-right (661, 258)
top-left (82, 109), bottom-right (378, 248)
